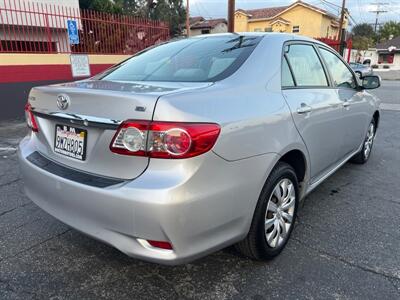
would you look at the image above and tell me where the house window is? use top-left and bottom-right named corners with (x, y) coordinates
top-left (254, 28), bottom-right (262, 32)
top-left (201, 29), bottom-right (210, 34)
top-left (292, 26), bottom-right (300, 33)
top-left (378, 53), bottom-right (394, 64)
top-left (265, 27), bottom-right (272, 32)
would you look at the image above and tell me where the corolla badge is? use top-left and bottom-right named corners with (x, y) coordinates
top-left (57, 94), bottom-right (70, 110)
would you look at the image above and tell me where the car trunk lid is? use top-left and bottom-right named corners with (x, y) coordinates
top-left (28, 80), bottom-right (211, 180)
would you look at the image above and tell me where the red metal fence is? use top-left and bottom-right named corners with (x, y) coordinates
top-left (0, 0), bottom-right (170, 54)
top-left (316, 37), bottom-right (342, 52)
top-left (316, 37), bottom-right (353, 62)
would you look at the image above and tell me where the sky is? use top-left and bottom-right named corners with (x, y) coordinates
top-left (189, 0), bottom-right (400, 26)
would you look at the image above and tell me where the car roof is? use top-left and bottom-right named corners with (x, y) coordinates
top-left (190, 32), bottom-right (323, 45)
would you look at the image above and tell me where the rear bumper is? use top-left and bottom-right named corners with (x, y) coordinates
top-left (19, 135), bottom-right (278, 265)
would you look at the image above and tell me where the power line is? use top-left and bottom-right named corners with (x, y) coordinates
top-left (321, 0), bottom-right (341, 9)
top-left (348, 13), bottom-right (358, 26)
top-left (369, 2), bottom-right (389, 32)
top-left (356, 0), bottom-right (365, 23)
top-left (316, 0), bottom-right (339, 15)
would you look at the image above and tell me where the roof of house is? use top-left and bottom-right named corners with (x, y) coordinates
top-left (236, 0), bottom-right (338, 21)
top-left (189, 16), bottom-right (205, 25)
top-left (190, 18), bottom-right (227, 30)
top-left (376, 36), bottom-right (400, 51)
top-left (236, 6), bottom-right (287, 19)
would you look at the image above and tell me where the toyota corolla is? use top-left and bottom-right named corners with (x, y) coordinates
top-left (19, 33), bottom-right (381, 265)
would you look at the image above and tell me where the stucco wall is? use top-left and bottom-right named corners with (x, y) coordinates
top-left (190, 23), bottom-right (227, 36)
top-left (212, 23), bottom-right (228, 34)
top-left (234, 13), bottom-right (248, 32)
top-left (247, 20), bottom-right (268, 32)
top-left (320, 16), bottom-right (339, 38)
top-left (0, 29), bottom-right (70, 52)
top-left (0, 0), bottom-right (80, 29)
top-left (0, 53), bottom-right (130, 119)
top-left (279, 5), bottom-right (323, 37)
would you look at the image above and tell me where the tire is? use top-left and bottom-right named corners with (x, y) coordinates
top-left (350, 118), bottom-right (376, 164)
top-left (235, 162), bottom-right (299, 260)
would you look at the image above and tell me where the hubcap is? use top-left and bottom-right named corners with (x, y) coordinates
top-left (364, 123), bottom-right (375, 159)
top-left (264, 178), bottom-right (296, 248)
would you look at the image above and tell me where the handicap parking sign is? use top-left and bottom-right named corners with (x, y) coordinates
top-left (67, 19), bottom-right (79, 45)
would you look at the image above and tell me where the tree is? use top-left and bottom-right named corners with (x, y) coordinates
top-left (79, 0), bottom-right (185, 36)
top-left (79, 0), bottom-right (122, 13)
top-left (114, 0), bottom-right (146, 15)
top-left (379, 21), bottom-right (400, 41)
top-left (75, 0), bottom-right (170, 55)
top-left (352, 36), bottom-right (373, 50)
top-left (144, 0), bottom-right (186, 36)
top-left (351, 23), bottom-right (375, 50)
top-left (352, 23), bottom-right (375, 39)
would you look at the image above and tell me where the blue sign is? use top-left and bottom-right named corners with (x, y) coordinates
top-left (67, 19), bottom-right (79, 45)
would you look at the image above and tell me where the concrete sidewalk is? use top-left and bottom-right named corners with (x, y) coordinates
top-left (374, 69), bottom-right (400, 80)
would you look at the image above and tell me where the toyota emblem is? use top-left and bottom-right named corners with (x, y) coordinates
top-left (57, 94), bottom-right (70, 110)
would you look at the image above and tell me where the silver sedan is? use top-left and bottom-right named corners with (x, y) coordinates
top-left (349, 62), bottom-right (373, 78)
top-left (19, 33), bottom-right (381, 265)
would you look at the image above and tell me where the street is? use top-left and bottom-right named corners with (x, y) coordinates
top-left (0, 81), bottom-right (399, 299)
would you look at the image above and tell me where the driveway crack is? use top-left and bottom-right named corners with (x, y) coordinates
top-left (0, 178), bottom-right (21, 188)
top-left (0, 228), bottom-right (72, 263)
top-left (0, 202), bottom-right (31, 218)
top-left (292, 237), bottom-right (400, 287)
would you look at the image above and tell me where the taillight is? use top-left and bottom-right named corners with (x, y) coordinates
top-left (24, 103), bottom-right (39, 132)
top-left (110, 121), bottom-right (220, 159)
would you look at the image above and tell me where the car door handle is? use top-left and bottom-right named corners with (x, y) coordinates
top-left (297, 103), bottom-right (312, 114)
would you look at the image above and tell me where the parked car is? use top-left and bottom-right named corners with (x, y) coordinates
top-left (19, 33), bottom-right (381, 265)
top-left (349, 62), bottom-right (373, 77)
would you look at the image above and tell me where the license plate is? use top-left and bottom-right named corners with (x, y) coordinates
top-left (54, 124), bottom-right (87, 161)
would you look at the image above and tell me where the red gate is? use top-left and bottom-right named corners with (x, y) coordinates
top-left (315, 37), bottom-right (353, 63)
top-left (0, 0), bottom-right (170, 55)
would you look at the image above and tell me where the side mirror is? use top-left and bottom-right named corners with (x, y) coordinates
top-left (361, 75), bottom-right (381, 90)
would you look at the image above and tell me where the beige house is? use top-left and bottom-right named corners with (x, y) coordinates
top-left (234, 0), bottom-right (348, 39)
top-left (189, 17), bottom-right (227, 36)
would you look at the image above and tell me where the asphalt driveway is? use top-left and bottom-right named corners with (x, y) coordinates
top-left (0, 82), bottom-right (399, 299)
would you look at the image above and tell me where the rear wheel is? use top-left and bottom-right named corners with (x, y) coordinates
top-left (351, 119), bottom-right (376, 164)
top-left (235, 162), bottom-right (299, 260)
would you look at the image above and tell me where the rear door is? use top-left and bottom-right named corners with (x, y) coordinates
top-left (281, 42), bottom-right (345, 181)
top-left (317, 46), bottom-right (370, 156)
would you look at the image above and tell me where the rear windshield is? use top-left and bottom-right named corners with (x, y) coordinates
top-left (100, 35), bottom-right (261, 82)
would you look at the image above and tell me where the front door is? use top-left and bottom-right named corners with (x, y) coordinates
top-left (281, 43), bottom-right (345, 181)
top-left (317, 46), bottom-right (371, 155)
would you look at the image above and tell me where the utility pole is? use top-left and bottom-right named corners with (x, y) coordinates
top-left (337, 0), bottom-right (346, 42)
top-left (337, 0), bottom-right (346, 56)
top-left (369, 2), bottom-right (388, 33)
top-left (186, 0), bottom-right (190, 37)
top-left (228, 0), bottom-right (235, 32)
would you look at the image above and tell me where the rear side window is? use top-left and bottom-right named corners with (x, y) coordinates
top-left (285, 44), bottom-right (328, 87)
top-left (100, 36), bottom-right (261, 82)
top-left (319, 47), bottom-right (357, 89)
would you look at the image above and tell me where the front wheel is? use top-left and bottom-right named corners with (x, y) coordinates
top-left (351, 119), bottom-right (376, 164)
top-left (235, 162), bottom-right (299, 260)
